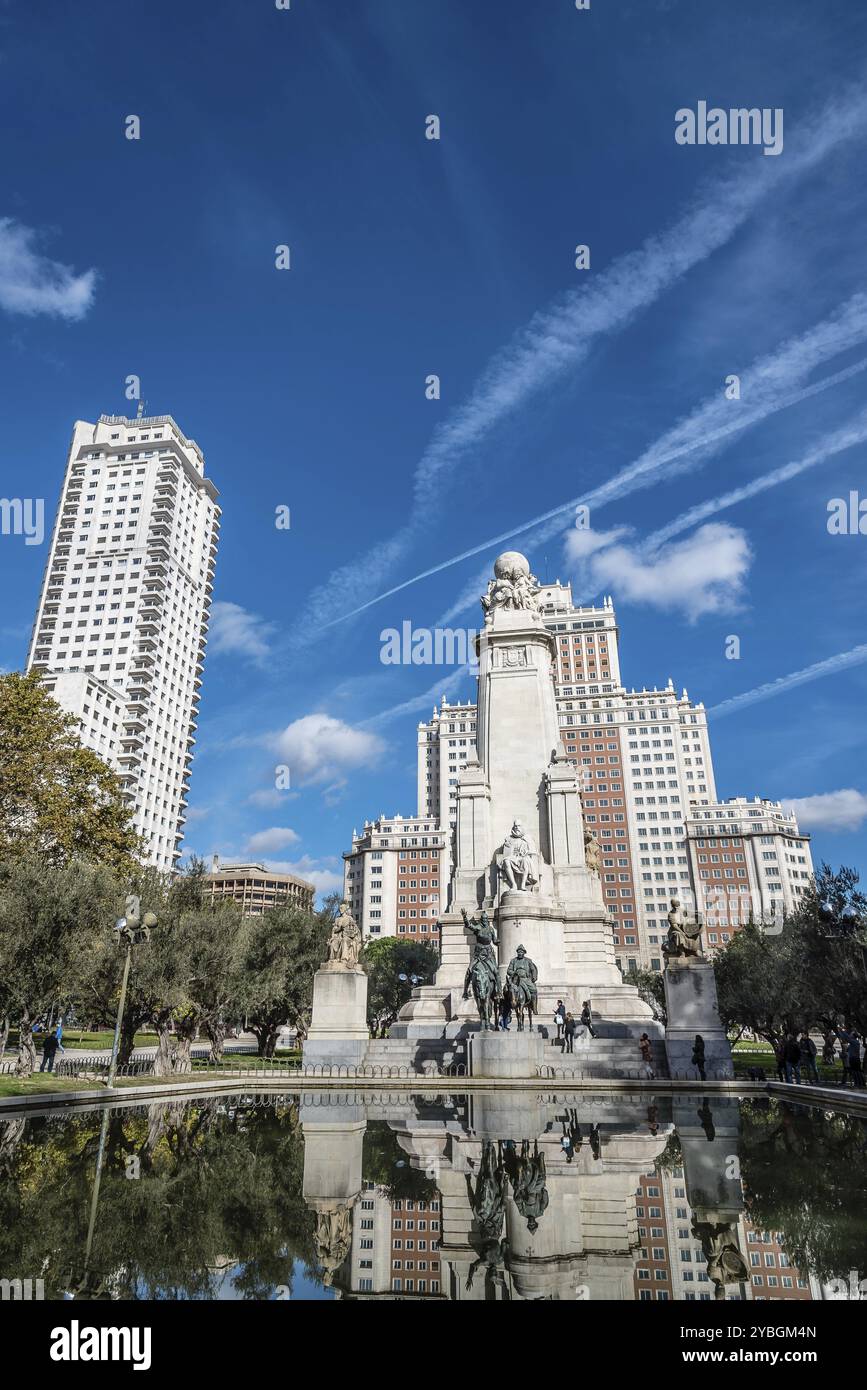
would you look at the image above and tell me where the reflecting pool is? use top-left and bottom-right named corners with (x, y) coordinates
top-left (1, 1090), bottom-right (865, 1301)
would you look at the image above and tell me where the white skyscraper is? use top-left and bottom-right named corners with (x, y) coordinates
top-left (27, 414), bottom-right (220, 871)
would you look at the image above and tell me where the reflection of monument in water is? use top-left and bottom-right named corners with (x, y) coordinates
top-left (393, 552), bottom-right (661, 1075)
top-left (300, 1091), bottom-right (753, 1301)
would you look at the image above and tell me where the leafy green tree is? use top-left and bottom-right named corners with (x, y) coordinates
top-left (361, 937), bottom-right (440, 1036)
top-left (0, 670), bottom-right (140, 872)
top-left (627, 967), bottom-right (667, 1025)
top-left (797, 864), bottom-right (867, 1034)
top-left (715, 865), bottom-right (867, 1047)
top-left (238, 897), bottom-right (334, 1056)
top-left (0, 855), bottom-right (122, 1075)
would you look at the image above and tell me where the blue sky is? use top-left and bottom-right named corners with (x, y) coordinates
top-left (1, 0), bottom-right (866, 895)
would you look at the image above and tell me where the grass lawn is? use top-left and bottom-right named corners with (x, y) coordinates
top-left (0, 1074), bottom-right (101, 1097)
top-left (731, 1040), bottom-right (844, 1085)
top-left (5, 1029), bottom-right (159, 1051)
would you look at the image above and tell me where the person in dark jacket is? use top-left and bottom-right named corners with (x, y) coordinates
top-left (564, 1013), bottom-right (577, 1054)
top-left (783, 1034), bottom-right (801, 1085)
top-left (39, 1032), bottom-right (60, 1073)
top-left (554, 1001), bottom-right (565, 1042)
top-left (798, 1032), bottom-right (819, 1084)
top-left (846, 1032), bottom-right (865, 1087)
top-left (692, 1034), bottom-right (706, 1082)
top-left (580, 1000), bottom-right (596, 1039)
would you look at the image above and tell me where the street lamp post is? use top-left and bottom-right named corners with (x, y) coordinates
top-left (107, 893), bottom-right (157, 1089)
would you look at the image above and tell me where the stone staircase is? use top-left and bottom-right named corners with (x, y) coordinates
top-left (542, 1026), bottom-right (669, 1079)
top-left (364, 1037), bottom-right (468, 1074)
top-left (366, 1024), bottom-right (669, 1080)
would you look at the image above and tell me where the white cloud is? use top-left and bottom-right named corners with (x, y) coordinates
top-left (246, 787), bottom-right (298, 809)
top-left (564, 522), bottom-right (752, 622)
top-left (209, 600), bottom-right (275, 665)
top-left (245, 826), bottom-right (300, 855)
top-left (0, 218), bottom-right (96, 319)
top-left (264, 855), bottom-right (344, 897)
top-left (782, 789), bottom-right (867, 833)
top-left (272, 713), bottom-right (384, 785)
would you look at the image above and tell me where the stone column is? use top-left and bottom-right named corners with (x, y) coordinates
top-left (304, 964), bottom-right (369, 1069)
top-left (664, 957), bottom-right (733, 1078)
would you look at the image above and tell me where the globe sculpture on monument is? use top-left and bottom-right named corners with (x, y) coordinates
top-left (393, 551), bottom-right (661, 1076)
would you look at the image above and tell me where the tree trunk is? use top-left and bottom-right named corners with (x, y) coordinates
top-left (256, 1024), bottom-right (278, 1058)
top-left (173, 1035), bottom-right (192, 1074)
top-left (15, 1014), bottom-right (37, 1078)
top-left (0, 1015), bottom-right (9, 1064)
top-left (153, 1025), bottom-right (176, 1077)
top-left (206, 1019), bottom-right (225, 1064)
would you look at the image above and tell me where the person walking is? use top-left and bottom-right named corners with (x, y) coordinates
top-left (783, 1033), bottom-right (802, 1085)
top-left (799, 1032), bottom-right (819, 1084)
top-left (560, 1130), bottom-right (574, 1163)
top-left (39, 1031), bottom-right (59, 1073)
top-left (554, 1001), bottom-right (566, 1043)
top-left (580, 1000), bottom-right (596, 1039)
top-left (499, 990), bottom-right (512, 1032)
top-left (847, 1032), bottom-right (865, 1088)
top-left (692, 1034), bottom-right (706, 1082)
top-left (564, 1012), bottom-right (577, 1054)
top-left (639, 1033), bottom-right (654, 1080)
top-left (839, 1023), bottom-right (855, 1084)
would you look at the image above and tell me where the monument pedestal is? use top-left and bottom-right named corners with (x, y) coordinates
top-left (469, 1029), bottom-right (544, 1079)
top-left (663, 958), bottom-right (733, 1079)
top-left (304, 965), bottom-right (369, 1069)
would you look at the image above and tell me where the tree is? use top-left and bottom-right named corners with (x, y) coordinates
top-left (238, 898), bottom-right (334, 1056)
top-left (627, 967), bottom-right (667, 1025)
top-left (0, 671), bottom-right (141, 872)
top-left (714, 865), bottom-right (867, 1046)
top-left (361, 937), bottom-right (440, 1036)
top-left (714, 919), bottom-right (806, 1054)
top-left (0, 855), bottom-right (121, 1075)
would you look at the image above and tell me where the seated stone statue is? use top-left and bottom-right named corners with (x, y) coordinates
top-left (326, 901), bottom-right (362, 970)
top-left (662, 897), bottom-right (704, 959)
top-left (499, 820), bottom-right (539, 892)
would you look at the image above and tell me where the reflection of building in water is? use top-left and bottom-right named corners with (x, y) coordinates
top-left (300, 1091), bottom-right (819, 1303)
top-left (632, 1096), bottom-right (822, 1302)
top-left (347, 1185), bottom-right (443, 1296)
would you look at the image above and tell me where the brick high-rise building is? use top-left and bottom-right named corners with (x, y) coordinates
top-left (27, 414), bottom-right (219, 871)
top-left (343, 816), bottom-right (447, 939)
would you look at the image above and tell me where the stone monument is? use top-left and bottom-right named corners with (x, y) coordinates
top-left (662, 898), bottom-right (733, 1078)
top-left (393, 550), bottom-right (660, 1070)
top-left (304, 901), bottom-right (369, 1069)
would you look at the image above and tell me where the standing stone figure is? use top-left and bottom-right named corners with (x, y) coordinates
top-left (500, 820), bottom-right (538, 891)
top-left (326, 901), bottom-right (362, 970)
top-left (506, 945), bottom-right (538, 1031)
top-left (663, 897), bottom-right (704, 959)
